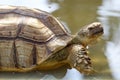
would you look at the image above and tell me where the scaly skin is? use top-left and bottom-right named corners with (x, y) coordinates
top-left (35, 22), bottom-right (103, 74)
top-left (67, 22), bottom-right (103, 74)
top-left (66, 44), bottom-right (94, 74)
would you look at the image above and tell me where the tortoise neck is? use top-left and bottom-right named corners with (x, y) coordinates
top-left (70, 35), bottom-right (86, 46)
top-left (69, 35), bottom-right (87, 47)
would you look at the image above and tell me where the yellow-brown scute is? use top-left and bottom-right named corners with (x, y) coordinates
top-left (0, 5), bottom-right (72, 71)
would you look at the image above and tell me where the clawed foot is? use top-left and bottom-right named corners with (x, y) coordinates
top-left (73, 46), bottom-right (93, 74)
top-left (68, 44), bottom-right (95, 74)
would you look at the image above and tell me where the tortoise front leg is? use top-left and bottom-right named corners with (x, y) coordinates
top-left (67, 44), bottom-right (94, 74)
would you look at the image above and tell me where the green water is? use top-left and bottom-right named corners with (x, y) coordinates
top-left (52, 0), bottom-right (101, 33)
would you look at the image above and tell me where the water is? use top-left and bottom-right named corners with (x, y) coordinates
top-left (0, 0), bottom-right (120, 80)
top-left (98, 0), bottom-right (120, 80)
top-left (0, 0), bottom-right (59, 13)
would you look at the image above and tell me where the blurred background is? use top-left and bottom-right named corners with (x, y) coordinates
top-left (0, 0), bottom-right (120, 80)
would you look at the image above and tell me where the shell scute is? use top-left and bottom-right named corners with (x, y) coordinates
top-left (0, 40), bottom-right (15, 68)
top-left (0, 5), bottom-right (72, 70)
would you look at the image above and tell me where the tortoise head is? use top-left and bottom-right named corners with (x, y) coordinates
top-left (74, 22), bottom-right (103, 46)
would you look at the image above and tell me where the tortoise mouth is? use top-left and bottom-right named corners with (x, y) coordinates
top-left (88, 23), bottom-right (104, 37)
top-left (90, 26), bottom-right (103, 36)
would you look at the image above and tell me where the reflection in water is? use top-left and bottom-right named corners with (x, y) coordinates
top-left (0, 0), bottom-right (59, 13)
top-left (63, 68), bottom-right (83, 80)
top-left (98, 0), bottom-right (120, 80)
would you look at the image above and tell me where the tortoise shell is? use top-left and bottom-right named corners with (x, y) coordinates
top-left (0, 5), bottom-right (72, 69)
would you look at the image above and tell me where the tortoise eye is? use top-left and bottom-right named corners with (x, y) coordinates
top-left (88, 27), bottom-right (94, 30)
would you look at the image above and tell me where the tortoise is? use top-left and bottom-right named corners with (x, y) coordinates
top-left (0, 5), bottom-right (103, 74)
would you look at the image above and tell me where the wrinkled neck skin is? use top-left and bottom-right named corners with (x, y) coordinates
top-left (70, 31), bottom-right (103, 47)
top-left (70, 35), bottom-right (90, 47)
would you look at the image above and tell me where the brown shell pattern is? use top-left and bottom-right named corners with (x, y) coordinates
top-left (0, 5), bottom-right (72, 69)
